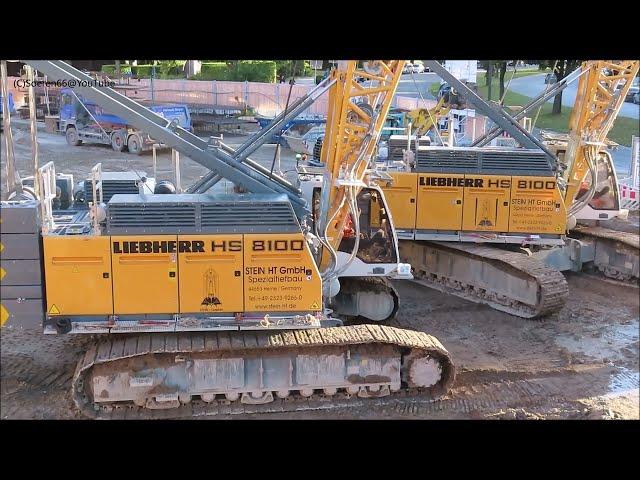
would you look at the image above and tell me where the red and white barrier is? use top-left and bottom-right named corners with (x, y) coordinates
top-left (620, 183), bottom-right (640, 211)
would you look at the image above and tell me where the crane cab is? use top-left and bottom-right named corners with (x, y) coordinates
top-left (297, 164), bottom-right (411, 280)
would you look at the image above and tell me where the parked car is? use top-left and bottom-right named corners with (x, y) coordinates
top-left (625, 86), bottom-right (639, 102)
top-left (411, 63), bottom-right (425, 74)
top-left (544, 73), bottom-right (557, 84)
top-left (633, 91), bottom-right (639, 105)
top-left (625, 78), bottom-right (639, 103)
top-left (403, 63), bottom-right (414, 74)
top-left (282, 125), bottom-right (326, 156)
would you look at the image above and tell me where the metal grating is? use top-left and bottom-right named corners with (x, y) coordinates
top-left (479, 151), bottom-right (552, 174)
top-left (201, 203), bottom-right (298, 230)
top-left (416, 147), bottom-right (553, 176)
top-left (313, 136), bottom-right (324, 162)
top-left (106, 194), bottom-right (300, 234)
top-left (389, 135), bottom-right (431, 161)
top-left (108, 204), bottom-right (197, 228)
top-left (416, 148), bottom-right (479, 172)
top-left (84, 172), bottom-right (150, 203)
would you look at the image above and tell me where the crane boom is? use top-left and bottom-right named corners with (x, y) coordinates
top-left (316, 60), bottom-right (405, 276)
top-left (562, 60), bottom-right (639, 209)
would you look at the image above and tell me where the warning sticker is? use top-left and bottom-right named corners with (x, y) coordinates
top-left (1, 304), bottom-right (9, 326)
top-left (49, 304), bottom-right (61, 315)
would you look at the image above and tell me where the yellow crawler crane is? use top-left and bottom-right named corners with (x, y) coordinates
top-left (375, 60), bottom-right (639, 318)
top-left (558, 60), bottom-right (639, 221)
top-left (546, 59), bottom-right (640, 281)
top-left (0, 59), bottom-right (455, 418)
top-left (299, 61), bottom-right (416, 323)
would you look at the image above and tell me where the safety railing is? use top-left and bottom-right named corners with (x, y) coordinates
top-left (36, 161), bottom-right (57, 234)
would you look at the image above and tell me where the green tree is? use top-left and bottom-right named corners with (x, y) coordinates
top-left (274, 60), bottom-right (307, 80)
top-left (497, 61), bottom-right (509, 102)
top-left (538, 60), bottom-right (581, 114)
top-left (478, 60), bottom-right (512, 102)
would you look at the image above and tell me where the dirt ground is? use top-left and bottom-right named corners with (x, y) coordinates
top-left (1, 122), bottom-right (639, 420)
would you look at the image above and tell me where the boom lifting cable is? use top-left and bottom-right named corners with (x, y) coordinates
top-left (499, 60), bottom-right (520, 106)
top-left (269, 60), bottom-right (298, 177)
top-left (409, 68), bottom-right (446, 145)
top-left (532, 60), bottom-right (559, 130)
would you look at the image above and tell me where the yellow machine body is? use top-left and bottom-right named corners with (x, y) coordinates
top-left (416, 173), bottom-right (465, 231)
top-left (43, 236), bottom-right (114, 316)
top-left (382, 172), bottom-right (418, 229)
top-left (43, 232), bottom-right (321, 317)
top-left (382, 172), bottom-right (567, 235)
top-left (111, 235), bottom-right (179, 314)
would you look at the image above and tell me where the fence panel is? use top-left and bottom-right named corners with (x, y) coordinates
top-left (117, 78), bottom-right (330, 116)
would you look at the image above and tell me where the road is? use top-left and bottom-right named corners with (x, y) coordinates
top-left (296, 73), bottom-right (440, 101)
top-left (510, 73), bottom-right (639, 120)
top-left (396, 72), bottom-right (439, 100)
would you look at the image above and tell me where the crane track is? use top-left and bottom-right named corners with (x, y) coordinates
top-left (71, 324), bottom-right (455, 419)
top-left (2, 353), bottom-right (613, 420)
top-left (571, 226), bottom-right (639, 283)
top-left (573, 225), bottom-right (639, 249)
top-left (99, 373), bottom-right (566, 419)
top-left (402, 241), bottom-right (569, 318)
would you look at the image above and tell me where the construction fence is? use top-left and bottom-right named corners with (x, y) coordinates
top-left (619, 135), bottom-right (640, 210)
top-left (7, 75), bottom-right (489, 143)
top-left (116, 78), bottom-right (328, 118)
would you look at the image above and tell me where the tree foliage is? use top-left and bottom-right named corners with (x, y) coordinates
top-left (478, 60), bottom-right (511, 102)
top-left (538, 60), bottom-right (581, 114)
top-left (194, 61), bottom-right (277, 83)
top-left (275, 60), bottom-right (310, 80)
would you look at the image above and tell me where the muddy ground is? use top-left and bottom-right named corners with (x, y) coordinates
top-left (1, 122), bottom-right (638, 420)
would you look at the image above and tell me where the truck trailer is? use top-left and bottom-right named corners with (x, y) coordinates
top-left (59, 88), bottom-right (191, 154)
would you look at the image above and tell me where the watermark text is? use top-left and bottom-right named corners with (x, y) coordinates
top-left (14, 79), bottom-right (116, 88)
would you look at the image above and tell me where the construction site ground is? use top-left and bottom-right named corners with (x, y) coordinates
top-left (1, 122), bottom-right (639, 420)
